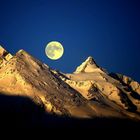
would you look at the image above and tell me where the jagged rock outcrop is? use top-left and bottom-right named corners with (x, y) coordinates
top-left (110, 73), bottom-right (140, 94)
top-left (0, 46), bottom-right (12, 68)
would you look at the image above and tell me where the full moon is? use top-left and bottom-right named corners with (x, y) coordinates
top-left (45, 41), bottom-right (64, 60)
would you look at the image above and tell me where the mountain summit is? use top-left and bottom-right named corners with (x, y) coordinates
top-left (74, 56), bottom-right (100, 73)
top-left (0, 46), bottom-right (140, 128)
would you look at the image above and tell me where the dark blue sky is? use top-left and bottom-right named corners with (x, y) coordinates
top-left (0, 0), bottom-right (140, 82)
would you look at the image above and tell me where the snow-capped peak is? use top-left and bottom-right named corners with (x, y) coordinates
top-left (74, 56), bottom-right (99, 73)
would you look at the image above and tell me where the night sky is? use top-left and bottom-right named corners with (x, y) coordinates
top-left (0, 0), bottom-right (140, 82)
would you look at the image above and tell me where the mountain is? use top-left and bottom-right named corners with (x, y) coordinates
top-left (54, 57), bottom-right (140, 119)
top-left (0, 46), bottom-right (140, 128)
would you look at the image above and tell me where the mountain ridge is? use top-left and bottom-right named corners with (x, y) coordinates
top-left (0, 46), bottom-right (140, 124)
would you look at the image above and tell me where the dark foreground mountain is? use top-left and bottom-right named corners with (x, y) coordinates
top-left (0, 46), bottom-right (140, 128)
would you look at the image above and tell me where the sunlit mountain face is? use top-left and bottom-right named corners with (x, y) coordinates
top-left (0, 46), bottom-right (140, 128)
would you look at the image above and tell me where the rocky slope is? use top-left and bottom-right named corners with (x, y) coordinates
top-left (55, 57), bottom-right (140, 119)
top-left (0, 48), bottom-right (98, 118)
top-left (0, 46), bottom-right (140, 124)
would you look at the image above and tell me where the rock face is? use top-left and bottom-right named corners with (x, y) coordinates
top-left (110, 73), bottom-right (140, 94)
top-left (0, 46), bottom-right (140, 123)
top-left (0, 46), bottom-right (12, 68)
